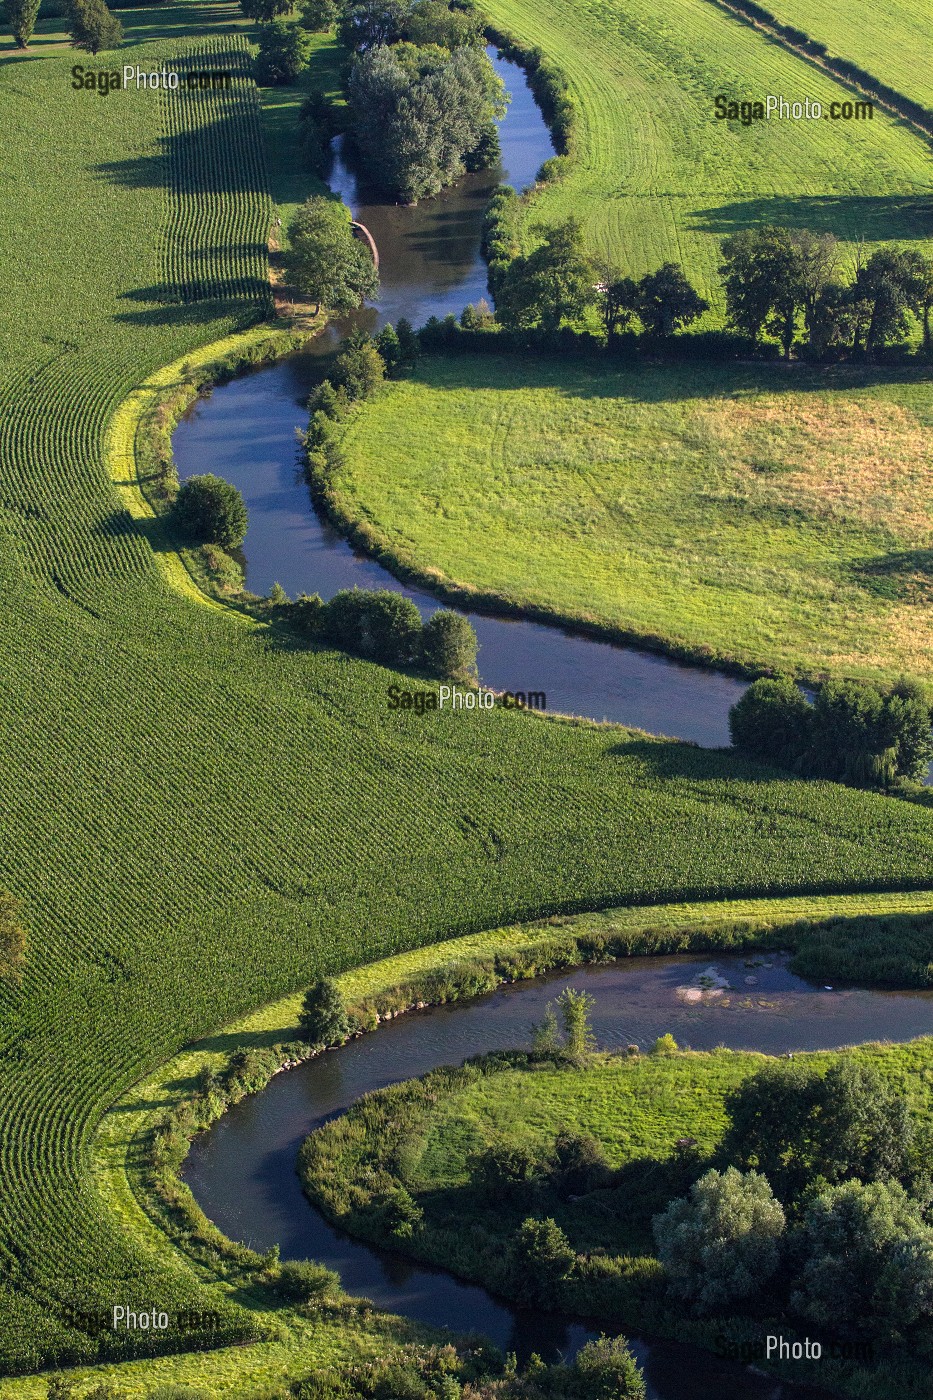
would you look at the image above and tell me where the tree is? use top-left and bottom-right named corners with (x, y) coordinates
top-left (0, 891), bottom-right (26, 980)
top-left (574, 1335), bottom-right (646, 1400)
top-left (6, 0), bottom-right (41, 47)
top-left (506, 1217), bottom-right (576, 1302)
top-left (286, 198), bottom-right (379, 314)
top-left (557, 986), bottom-right (595, 1060)
top-left (348, 42), bottom-right (506, 202)
top-left (394, 317), bottom-right (421, 365)
top-left (173, 474), bottom-right (248, 550)
top-left (792, 1179), bottom-right (933, 1338)
top-left (473, 1143), bottom-right (543, 1203)
top-left (298, 978), bottom-right (349, 1044)
top-left (718, 225), bottom-right (836, 355)
top-left (636, 262), bottom-right (708, 338)
top-left (240, 0), bottom-right (293, 19)
top-left (729, 676), bottom-right (813, 770)
top-left (496, 219), bottom-right (594, 333)
top-left (421, 610), bottom-right (477, 679)
top-left (338, 0), bottom-right (408, 50)
top-left (254, 19), bottom-right (310, 84)
top-left (851, 247), bottom-right (925, 356)
top-left (67, 0), bottom-right (122, 53)
top-left (319, 588), bottom-right (423, 666)
top-left (402, 0), bottom-right (483, 48)
top-left (530, 1002), bottom-right (561, 1057)
top-left (331, 332), bottom-right (385, 399)
top-left (722, 1058), bottom-right (915, 1203)
top-left (296, 0), bottom-right (336, 27)
top-left (551, 1130), bottom-right (609, 1195)
top-left (911, 253), bottom-right (933, 353)
top-left (652, 1167), bottom-right (786, 1313)
top-left (596, 267), bottom-right (640, 337)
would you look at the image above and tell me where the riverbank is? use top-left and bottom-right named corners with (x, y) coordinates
top-left (24, 892), bottom-right (924, 1397)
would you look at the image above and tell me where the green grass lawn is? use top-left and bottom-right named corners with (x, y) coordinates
top-left (481, 0), bottom-right (933, 307)
top-left (764, 0), bottom-right (933, 109)
top-left (334, 352), bottom-right (933, 681)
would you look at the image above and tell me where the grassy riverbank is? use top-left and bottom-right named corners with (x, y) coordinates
top-left (334, 353), bottom-right (933, 682)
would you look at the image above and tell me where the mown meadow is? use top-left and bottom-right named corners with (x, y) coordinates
top-left (333, 353), bottom-right (933, 682)
top-left (2, 2), bottom-right (933, 1395)
top-left (481, 0), bottom-right (933, 307)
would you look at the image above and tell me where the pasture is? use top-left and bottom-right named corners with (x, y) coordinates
top-left (482, 0), bottom-right (933, 307)
top-left (334, 353), bottom-right (933, 682)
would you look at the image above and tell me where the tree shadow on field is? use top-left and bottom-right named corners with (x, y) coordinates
top-left (849, 547), bottom-right (933, 601)
top-left (689, 194), bottom-right (933, 243)
top-left (606, 733), bottom-right (805, 786)
top-left (408, 352), bottom-right (933, 406)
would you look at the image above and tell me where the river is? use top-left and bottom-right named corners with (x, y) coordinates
top-left (173, 50), bottom-right (749, 747)
top-left (184, 952), bottom-right (933, 1398)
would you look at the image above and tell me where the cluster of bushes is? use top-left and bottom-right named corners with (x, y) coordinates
top-left (729, 676), bottom-right (933, 789)
top-left (279, 585), bottom-right (478, 678)
top-left (654, 1056), bottom-right (933, 1352)
top-left (287, 1336), bottom-right (645, 1400)
top-left (720, 0), bottom-right (933, 139)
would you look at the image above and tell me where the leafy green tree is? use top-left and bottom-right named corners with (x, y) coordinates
top-left (240, 0), bottom-right (293, 19)
top-left (375, 323), bottom-right (403, 374)
top-left (296, 91), bottom-right (339, 174)
top-left (728, 676), bottom-right (812, 769)
top-left (403, 0), bottom-right (483, 47)
top-left (421, 610), bottom-right (477, 679)
top-left (851, 247), bottom-right (926, 356)
top-left (296, 0), bottom-right (336, 27)
top-left (0, 891), bottom-right (26, 980)
top-left (574, 1335), bottom-right (646, 1400)
top-left (394, 317), bottom-right (421, 365)
top-left (722, 1058), bottom-right (915, 1202)
top-left (792, 1179), bottom-right (933, 1337)
top-left (653, 1167), bottom-right (785, 1313)
top-left (371, 1186), bottom-right (423, 1237)
top-left (6, 0), bottom-right (41, 47)
top-left (530, 1002), bottom-right (561, 1057)
top-left (254, 19), bottom-right (310, 84)
top-left (636, 262), bottom-right (708, 338)
top-left (286, 199), bottom-right (379, 314)
top-left (173, 474), bottom-right (248, 549)
top-left (320, 588), bottom-right (423, 665)
top-left (331, 332), bottom-right (385, 399)
top-left (506, 1217), bottom-right (576, 1301)
top-left (298, 978), bottom-right (349, 1045)
top-left (596, 267), bottom-right (640, 337)
top-left (67, 0), bottom-right (122, 53)
top-left (338, 0), bottom-right (408, 50)
top-left (473, 1143), bottom-right (543, 1203)
top-left (557, 986), bottom-right (595, 1061)
top-left (348, 41), bottom-right (506, 202)
top-left (496, 219), bottom-right (594, 333)
top-left (720, 225), bottom-right (801, 350)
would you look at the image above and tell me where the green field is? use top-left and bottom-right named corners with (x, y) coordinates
top-left (334, 353), bottom-right (933, 682)
top-left (482, 0), bottom-right (933, 306)
top-left (764, 0), bottom-right (933, 110)
top-left (4, 0), bottom-right (933, 1392)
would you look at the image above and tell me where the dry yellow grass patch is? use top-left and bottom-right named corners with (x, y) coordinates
top-left (702, 396), bottom-right (933, 540)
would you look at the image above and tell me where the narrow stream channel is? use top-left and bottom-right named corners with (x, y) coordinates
top-left (173, 51), bottom-right (750, 746)
top-left (184, 954), bottom-right (933, 1398)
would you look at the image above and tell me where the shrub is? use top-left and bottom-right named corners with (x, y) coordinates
top-left (254, 20), bottom-right (310, 85)
top-left (172, 474), bottom-right (248, 549)
top-left (273, 1258), bottom-right (339, 1301)
top-left (319, 589), bottom-right (423, 666)
top-left (67, 0), bottom-right (122, 51)
top-left (573, 1335), bottom-right (646, 1400)
top-left (557, 986), bottom-right (596, 1060)
top-left (240, 0), bottom-right (292, 18)
top-left (506, 1216), bottom-right (576, 1302)
top-left (370, 1186), bottom-right (423, 1237)
top-left (421, 610), bottom-right (477, 679)
top-left (298, 978), bottom-right (349, 1045)
top-left (651, 1033), bottom-right (678, 1055)
top-left (472, 1143), bottom-right (544, 1204)
top-left (331, 333), bottom-right (385, 400)
top-left (653, 1167), bottom-right (785, 1313)
top-left (551, 1130), bottom-right (610, 1196)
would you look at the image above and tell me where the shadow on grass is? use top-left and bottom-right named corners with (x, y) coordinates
top-left (689, 194), bottom-right (933, 242)
top-left (849, 547), bottom-right (933, 601)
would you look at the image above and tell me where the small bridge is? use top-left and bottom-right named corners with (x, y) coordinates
top-left (351, 220), bottom-right (380, 270)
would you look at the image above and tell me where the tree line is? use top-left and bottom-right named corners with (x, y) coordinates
top-left (480, 191), bottom-right (933, 359)
top-left (729, 675), bottom-right (933, 789)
